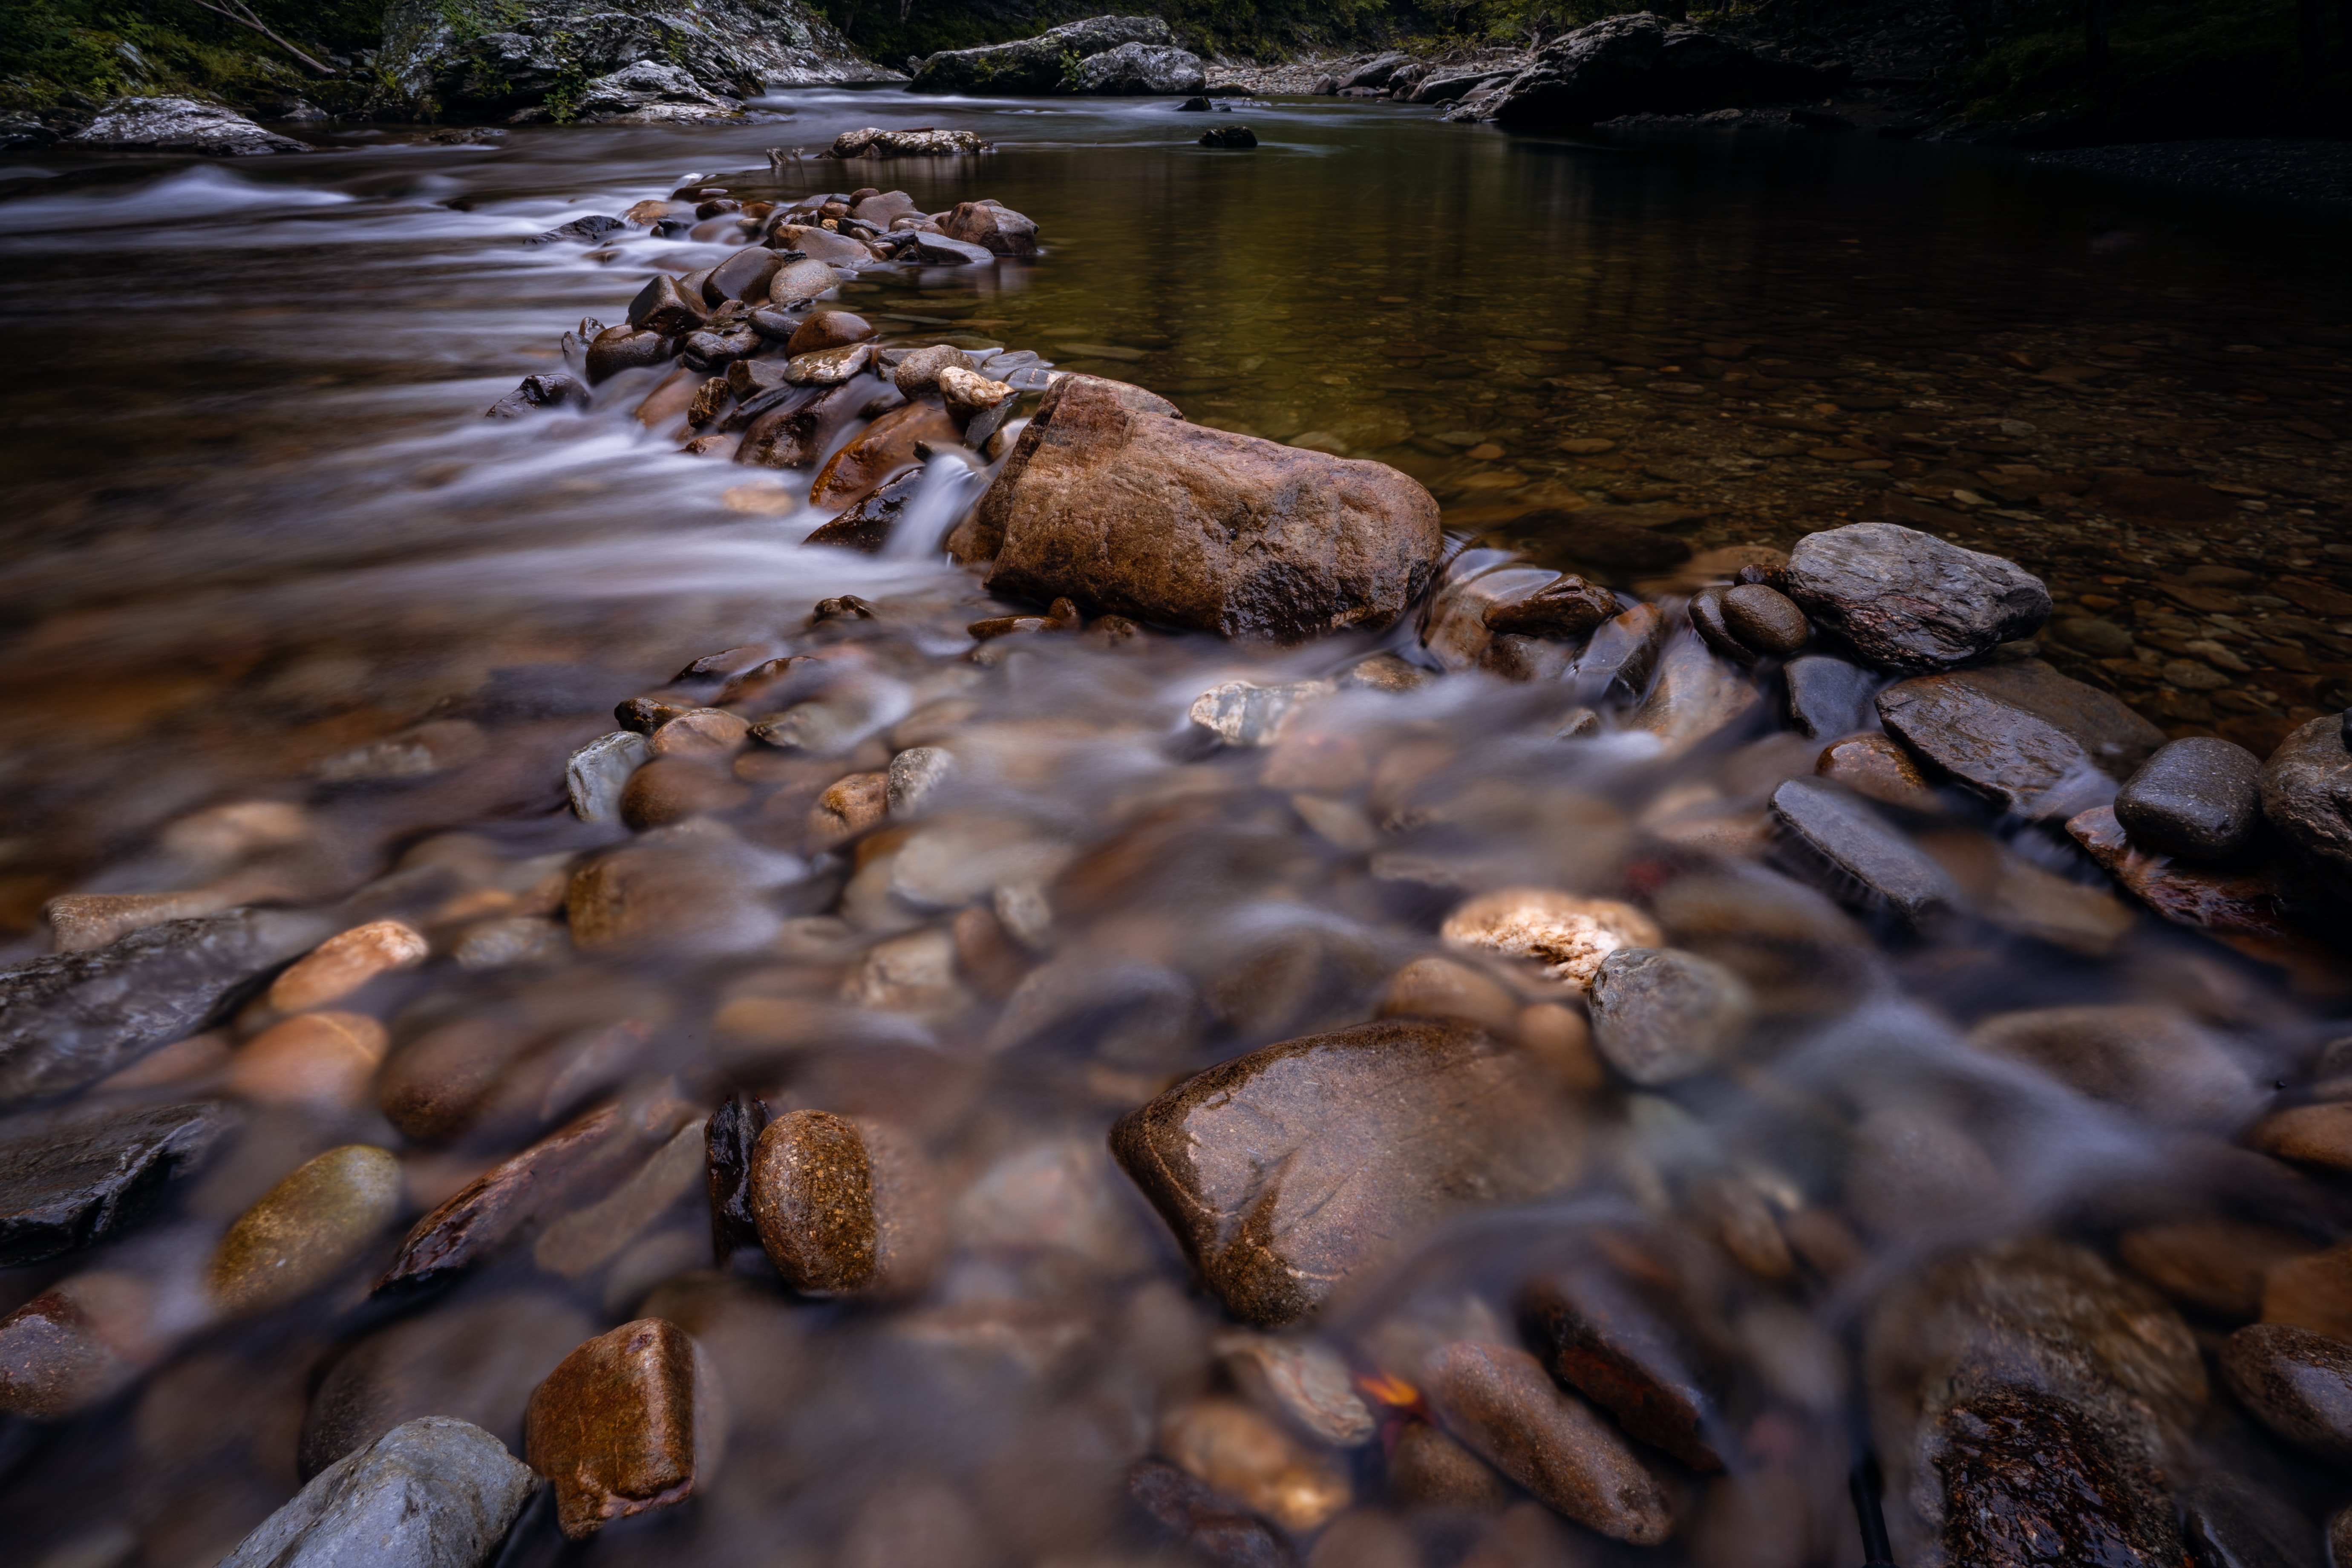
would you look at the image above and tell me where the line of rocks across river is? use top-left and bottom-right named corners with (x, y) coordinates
top-left (6, 145), bottom-right (2352, 1568)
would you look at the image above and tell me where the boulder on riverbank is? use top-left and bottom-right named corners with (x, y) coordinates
top-left (909, 16), bottom-right (1201, 96)
top-left (69, 97), bottom-right (308, 155)
top-left (951, 375), bottom-right (1442, 644)
top-left (378, 0), bottom-right (895, 118)
top-left (1443, 12), bottom-right (1841, 131)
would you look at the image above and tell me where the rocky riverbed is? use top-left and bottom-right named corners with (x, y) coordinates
top-left (6, 112), bottom-right (2352, 1568)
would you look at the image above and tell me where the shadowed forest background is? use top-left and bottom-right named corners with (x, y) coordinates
top-left (2, 0), bottom-right (2348, 139)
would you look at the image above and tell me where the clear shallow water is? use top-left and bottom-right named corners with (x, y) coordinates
top-left (2, 86), bottom-right (2351, 1568)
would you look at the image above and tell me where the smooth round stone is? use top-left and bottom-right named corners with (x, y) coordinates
top-left (267, 920), bottom-right (428, 1013)
top-left (1721, 583), bottom-right (1809, 657)
top-left (1586, 948), bottom-right (1755, 1085)
top-left (2219, 1323), bottom-right (2352, 1467)
top-left (1387, 1420), bottom-right (1510, 1510)
top-left (209, 1145), bottom-right (402, 1316)
top-left (1686, 588), bottom-right (1752, 664)
top-left (2114, 736), bottom-right (2263, 860)
top-left (749, 1110), bottom-right (939, 1298)
top-left (1440, 889), bottom-right (1663, 992)
top-left (620, 757), bottom-right (750, 828)
top-left (2258, 715), bottom-right (2352, 891)
top-left (784, 309), bottom-right (872, 355)
top-left (892, 343), bottom-right (976, 396)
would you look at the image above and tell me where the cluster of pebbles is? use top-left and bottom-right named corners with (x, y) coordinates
top-left (9, 166), bottom-right (2352, 1568)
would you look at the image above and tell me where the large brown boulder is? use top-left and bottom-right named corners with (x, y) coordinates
top-left (953, 375), bottom-right (1441, 643)
top-left (1107, 1017), bottom-right (1581, 1326)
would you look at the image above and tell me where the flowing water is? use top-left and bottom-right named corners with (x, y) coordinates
top-left (3, 84), bottom-right (2352, 1568)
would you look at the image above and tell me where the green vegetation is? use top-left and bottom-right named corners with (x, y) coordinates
top-left (0, 0), bottom-right (383, 110)
top-left (1948, 0), bottom-right (2349, 135)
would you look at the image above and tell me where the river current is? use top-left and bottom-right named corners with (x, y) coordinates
top-left (3, 85), bottom-right (2351, 1568)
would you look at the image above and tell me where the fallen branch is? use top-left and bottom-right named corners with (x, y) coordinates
top-left (177, 0), bottom-right (337, 76)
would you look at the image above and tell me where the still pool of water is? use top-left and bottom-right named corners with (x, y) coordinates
top-left (1, 85), bottom-right (2350, 1568)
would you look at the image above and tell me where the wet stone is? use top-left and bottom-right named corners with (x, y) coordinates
top-left (765, 256), bottom-right (841, 308)
top-left (2180, 1471), bottom-right (2321, 1568)
top-left (2258, 715), bottom-right (2352, 893)
top-left (2117, 1218), bottom-right (2316, 1320)
top-left (0, 906), bottom-right (329, 1104)
top-left (2115, 737), bottom-right (2263, 860)
top-left (2219, 1324), bottom-right (2352, 1469)
top-left (1480, 572), bottom-right (1619, 640)
top-left (1569, 602), bottom-right (1668, 703)
top-left (1214, 1332), bottom-right (1376, 1446)
top-left (966, 375), bottom-right (1441, 643)
top-left (0, 1100), bottom-right (234, 1265)
top-left (1784, 653), bottom-right (1879, 739)
top-left (299, 1294), bottom-right (593, 1478)
top-left (525, 1317), bottom-right (714, 1539)
top-left (785, 341), bottom-right (874, 385)
top-left (379, 1099), bottom-right (686, 1291)
top-left (1965, 1004), bottom-right (2254, 1128)
top-left (1439, 888), bottom-right (1663, 991)
top-left (566, 730), bottom-right (649, 823)
top-left (585, 326), bottom-right (671, 384)
top-left (0, 1286), bottom-right (136, 1418)
top-left (1687, 588), bottom-right (1752, 665)
top-left (1713, 585), bottom-right (1801, 659)
top-left (751, 1109), bottom-right (940, 1297)
top-left (1128, 1456), bottom-right (1296, 1568)
top-left (1159, 1397), bottom-right (1352, 1532)
top-left (1585, 947), bottom-right (1755, 1086)
top-left (785, 309), bottom-right (873, 355)
top-left (1190, 679), bottom-right (1334, 747)
top-left (626, 275), bottom-right (707, 334)
top-left (1421, 1340), bottom-right (1672, 1545)
top-left (893, 343), bottom-right (977, 396)
top-left (1388, 1421), bottom-right (1510, 1511)
top-left (703, 1088), bottom-right (770, 1264)
top-left (1769, 778), bottom-right (1962, 926)
top-left (217, 1416), bottom-right (539, 1568)
top-left (269, 919), bottom-right (429, 1012)
top-left (805, 466), bottom-right (924, 552)
top-left (1520, 1245), bottom-right (1725, 1471)
top-left (1110, 1017), bottom-right (1580, 1326)
top-left (1876, 660), bottom-right (2167, 819)
top-left (1928, 1384), bottom-right (2188, 1568)
top-left (886, 745), bottom-right (955, 814)
top-left (210, 1144), bottom-right (404, 1316)
top-left (1784, 521), bottom-right (2051, 673)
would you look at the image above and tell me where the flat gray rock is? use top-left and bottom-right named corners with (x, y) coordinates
top-left (219, 1416), bottom-right (538, 1568)
top-left (1075, 41), bottom-right (1206, 95)
top-left (0, 907), bottom-right (330, 1106)
top-left (1876, 660), bottom-right (2166, 820)
top-left (1784, 522), bottom-right (2051, 673)
top-left (0, 1100), bottom-right (236, 1265)
top-left (1769, 778), bottom-right (1962, 926)
top-left (1586, 948), bottom-right (1754, 1085)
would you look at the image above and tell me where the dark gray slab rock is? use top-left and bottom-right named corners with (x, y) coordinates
top-left (911, 15), bottom-right (1174, 95)
top-left (0, 1101), bottom-right (236, 1265)
top-left (300, 1294), bottom-right (594, 1479)
top-left (69, 96), bottom-right (308, 155)
top-left (1585, 948), bottom-right (1754, 1085)
top-left (1784, 653), bottom-right (1880, 738)
top-left (1447, 14), bottom-right (1839, 131)
top-left (1876, 660), bottom-right (2166, 819)
top-left (1770, 778), bottom-right (1962, 926)
top-left (1927, 1384), bottom-right (2188, 1568)
top-left (0, 907), bottom-right (329, 1107)
top-left (2259, 715), bottom-right (2352, 894)
top-left (1783, 522), bottom-right (2050, 673)
top-left (1109, 1017), bottom-right (1580, 1326)
top-left (219, 1416), bottom-right (538, 1568)
top-left (2115, 736), bottom-right (2263, 861)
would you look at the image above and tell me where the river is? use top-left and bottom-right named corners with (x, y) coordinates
top-left (3, 84), bottom-right (2351, 1568)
